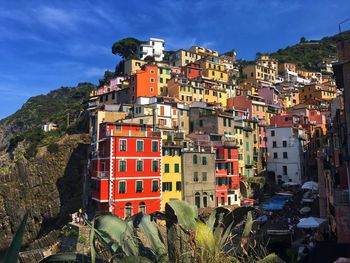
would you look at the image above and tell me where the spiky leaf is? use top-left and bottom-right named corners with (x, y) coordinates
top-left (4, 211), bottom-right (28, 263)
top-left (242, 211), bottom-right (253, 238)
top-left (195, 220), bottom-right (216, 255)
top-left (166, 200), bottom-right (198, 231)
top-left (257, 253), bottom-right (285, 263)
top-left (92, 214), bottom-right (139, 256)
top-left (117, 256), bottom-right (154, 263)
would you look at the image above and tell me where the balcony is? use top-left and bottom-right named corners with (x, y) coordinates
top-left (96, 171), bottom-right (109, 178)
top-left (216, 169), bottom-right (228, 177)
top-left (334, 189), bottom-right (349, 205)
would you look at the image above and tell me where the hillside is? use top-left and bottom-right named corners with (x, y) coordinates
top-left (269, 30), bottom-right (350, 71)
top-left (0, 82), bottom-right (95, 159)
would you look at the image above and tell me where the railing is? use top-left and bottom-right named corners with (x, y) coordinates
top-left (96, 171), bottom-right (109, 178)
top-left (334, 189), bottom-right (350, 204)
top-left (216, 169), bottom-right (228, 176)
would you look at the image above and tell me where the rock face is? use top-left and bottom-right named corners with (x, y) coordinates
top-left (0, 134), bottom-right (90, 251)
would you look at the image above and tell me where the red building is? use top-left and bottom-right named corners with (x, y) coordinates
top-left (90, 123), bottom-right (162, 218)
top-left (129, 65), bottom-right (158, 103)
top-left (215, 143), bottom-right (240, 206)
top-left (181, 62), bottom-right (202, 79)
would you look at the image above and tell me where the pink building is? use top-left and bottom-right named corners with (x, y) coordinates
top-left (258, 86), bottom-right (282, 108)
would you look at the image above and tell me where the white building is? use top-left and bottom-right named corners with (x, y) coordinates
top-left (137, 38), bottom-right (165, 62)
top-left (266, 126), bottom-right (306, 184)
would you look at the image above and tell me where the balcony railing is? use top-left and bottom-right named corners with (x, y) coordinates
top-left (96, 171), bottom-right (109, 178)
top-left (334, 189), bottom-right (350, 204)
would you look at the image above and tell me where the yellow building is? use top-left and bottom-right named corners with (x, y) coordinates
top-left (169, 49), bottom-right (202, 67)
top-left (124, 59), bottom-right (147, 75)
top-left (161, 143), bottom-right (183, 210)
top-left (198, 57), bottom-right (228, 82)
top-left (243, 55), bottom-right (278, 84)
top-left (167, 77), bottom-right (227, 107)
top-left (158, 64), bottom-right (171, 95)
top-left (297, 69), bottom-right (321, 81)
top-left (299, 83), bottom-right (337, 102)
top-left (189, 46), bottom-right (219, 57)
top-left (234, 121), bottom-right (245, 176)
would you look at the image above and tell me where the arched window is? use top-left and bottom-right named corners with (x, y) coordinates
top-left (139, 202), bottom-right (146, 214)
top-left (195, 192), bottom-right (200, 208)
top-left (125, 202), bottom-right (133, 218)
top-left (203, 192), bottom-right (208, 208)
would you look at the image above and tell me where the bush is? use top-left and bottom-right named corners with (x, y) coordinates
top-left (47, 143), bottom-right (59, 154)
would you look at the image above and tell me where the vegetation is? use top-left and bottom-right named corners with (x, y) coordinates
top-left (269, 30), bottom-right (350, 71)
top-left (111, 37), bottom-right (144, 60)
top-left (2, 82), bottom-right (95, 158)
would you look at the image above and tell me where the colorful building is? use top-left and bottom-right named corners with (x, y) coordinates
top-left (130, 65), bottom-right (158, 103)
top-left (161, 143), bottom-right (183, 210)
top-left (198, 57), bottom-right (228, 82)
top-left (90, 123), bottom-right (162, 218)
top-left (169, 49), bottom-right (202, 67)
top-left (299, 83), bottom-right (337, 103)
top-left (124, 59), bottom-right (147, 75)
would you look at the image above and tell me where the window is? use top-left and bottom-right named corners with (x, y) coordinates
top-left (283, 166), bottom-right (288, 175)
top-left (119, 181), bottom-right (126, 193)
top-left (195, 192), bottom-right (200, 208)
top-left (162, 182), bottom-right (172, 191)
top-left (125, 203), bottom-right (132, 218)
top-left (273, 152), bottom-right (278, 159)
top-left (139, 202), bottom-right (146, 213)
top-left (136, 180), bottom-right (143, 193)
top-left (245, 142), bottom-right (249, 151)
top-left (119, 140), bottom-right (127, 151)
top-left (150, 78), bottom-right (155, 83)
top-left (164, 163), bottom-right (170, 173)
top-left (202, 172), bottom-right (207, 181)
top-left (176, 181), bottom-right (181, 191)
top-left (193, 155), bottom-right (198, 164)
top-left (150, 69), bottom-right (155, 74)
top-left (199, 120), bottom-right (203, 127)
top-left (136, 140), bottom-right (144, 152)
top-left (202, 156), bottom-right (207, 165)
top-left (283, 152), bottom-right (288, 159)
top-left (152, 180), bottom-right (158, 192)
top-left (283, 141), bottom-right (287, 147)
top-left (223, 118), bottom-right (227, 126)
top-left (174, 163), bottom-right (180, 173)
top-left (271, 130), bottom-right (275, 137)
top-left (152, 141), bottom-right (159, 152)
top-left (150, 87), bottom-right (154, 93)
top-left (136, 160), bottom-right (143, 172)
top-left (119, 160), bottom-right (127, 172)
top-left (152, 160), bottom-right (159, 172)
top-left (160, 77), bottom-right (163, 83)
top-left (194, 172), bottom-right (199, 182)
top-left (272, 141), bottom-right (277, 148)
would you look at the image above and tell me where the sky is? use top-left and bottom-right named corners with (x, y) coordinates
top-left (0, 0), bottom-right (349, 119)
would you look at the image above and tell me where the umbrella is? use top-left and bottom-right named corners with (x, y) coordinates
top-left (297, 217), bottom-right (326, 228)
top-left (300, 207), bottom-right (311, 214)
top-left (276, 191), bottom-right (294, 196)
top-left (302, 181), bottom-right (318, 191)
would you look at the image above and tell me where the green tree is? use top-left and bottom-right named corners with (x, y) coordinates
top-left (111, 37), bottom-right (144, 60)
top-left (300, 37), bottom-right (306, 43)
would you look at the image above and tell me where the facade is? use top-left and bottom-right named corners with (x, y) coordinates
top-left (130, 65), bottom-right (158, 103)
top-left (169, 49), bottom-right (202, 67)
top-left (299, 83), bottom-right (337, 102)
top-left (189, 46), bottom-right (219, 57)
top-left (90, 123), bottom-right (162, 218)
top-left (181, 62), bottom-right (202, 79)
top-left (198, 57), bottom-right (228, 82)
top-left (182, 147), bottom-right (216, 208)
top-left (137, 38), bottom-right (165, 61)
top-left (161, 143), bottom-right (182, 210)
top-left (265, 125), bottom-right (306, 184)
top-left (124, 59), bottom-right (147, 75)
top-left (158, 64), bottom-right (171, 95)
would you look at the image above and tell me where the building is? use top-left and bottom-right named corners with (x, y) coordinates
top-left (180, 62), bottom-right (202, 79)
top-left (243, 55), bottom-right (278, 84)
top-left (278, 62), bottom-right (297, 75)
top-left (90, 123), bottom-right (162, 218)
top-left (124, 59), bottom-right (147, 75)
top-left (129, 65), bottom-right (158, 103)
top-left (161, 142), bottom-right (182, 210)
top-left (198, 57), bottom-right (228, 82)
top-left (158, 64), bottom-right (171, 95)
top-left (42, 122), bottom-right (57, 132)
top-left (189, 46), bottom-right (219, 57)
top-left (137, 38), bottom-right (165, 61)
top-left (181, 146), bottom-right (216, 208)
top-left (266, 114), bottom-right (306, 184)
top-left (299, 83), bottom-right (337, 103)
top-left (169, 49), bottom-right (202, 67)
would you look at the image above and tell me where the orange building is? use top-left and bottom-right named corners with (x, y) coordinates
top-left (129, 65), bottom-right (158, 103)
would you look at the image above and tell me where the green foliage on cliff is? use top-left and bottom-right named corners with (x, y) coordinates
top-left (111, 37), bottom-right (144, 60)
top-left (1, 82), bottom-right (95, 158)
top-left (269, 30), bottom-right (350, 71)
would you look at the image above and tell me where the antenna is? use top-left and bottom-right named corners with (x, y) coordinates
top-left (339, 18), bottom-right (350, 33)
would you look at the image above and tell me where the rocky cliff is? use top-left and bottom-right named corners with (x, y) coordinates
top-left (0, 134), bottom-right (90, 251)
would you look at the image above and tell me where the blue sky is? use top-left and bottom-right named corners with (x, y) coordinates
top-left (0, 0), bottom-right (349, 119)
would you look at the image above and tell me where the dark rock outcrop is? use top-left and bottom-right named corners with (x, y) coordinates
top-left (0, 134), bottom-right (90, 251)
